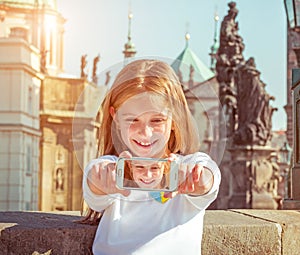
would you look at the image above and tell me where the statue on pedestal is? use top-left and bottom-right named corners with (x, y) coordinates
top-left (92, 54), bottom-right (100, 84)
top-left (80, 54), bottom-right (88, 79)
top-left (216, 2), bottom-right (279, 210)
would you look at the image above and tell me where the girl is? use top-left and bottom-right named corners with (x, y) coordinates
top-left (83, 59), bottom-right (221, 255)
top-left (123, 159), bottom-right (170, 190)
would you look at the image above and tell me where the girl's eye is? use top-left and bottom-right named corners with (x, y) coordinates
top-left (125, 118), bottom-right (138, 123)
top-left (151, 118), bottom-right (166, 123)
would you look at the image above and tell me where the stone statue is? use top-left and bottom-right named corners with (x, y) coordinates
top-left (216, 2), bottom-right (276, 145)
top-left (92, 54), bottom-right (100, 84)
top-left (55, 168), bottom-right (64, 191)
top-left (216, 1), bottom-right (244, 138)
top-left (217, 1), bottom-right (244, 83)
top-left (215, 1), bottom-right (280, 210)
top-left (40, 49), bottom-right (48, 74)
top-left (233, 57), bottom-right (277, 145)
top-left (80, 54), bottom-right (88, 78)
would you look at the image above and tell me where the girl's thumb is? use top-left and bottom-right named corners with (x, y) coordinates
top-left (120, 189), bottom-right (131, 197)
top-left (119, 151), bottom-right (132, 158)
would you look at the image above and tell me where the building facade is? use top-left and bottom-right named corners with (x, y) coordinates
top-left (0, 0), bottom-right (103, 211)
top-left (0, 36), bottom-right (41, 210)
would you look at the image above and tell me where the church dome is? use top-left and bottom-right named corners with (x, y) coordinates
top-left (0, 0), bottom-right (57, 10)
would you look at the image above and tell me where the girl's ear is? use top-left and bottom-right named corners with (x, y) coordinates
top-left (171, 121), bottom-right (175, 131)
top-left (110, 106), bottom-right (116, 118)
top-left (110, 106), bottom-right (120, 128)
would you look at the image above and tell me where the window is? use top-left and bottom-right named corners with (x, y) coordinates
top-left (28, 86), bottom-right (33, 115)
top-left (10, 27), bottom-right (28, 41)
top-left (25, 202), bottom-right (31, 210)
top-left (26, 145), bottom-right (31, 176)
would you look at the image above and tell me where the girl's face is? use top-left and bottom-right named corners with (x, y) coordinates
top-left (113, 92), bottom-right (173, 158)
top-left (130, 160), bottom-right (165, 189)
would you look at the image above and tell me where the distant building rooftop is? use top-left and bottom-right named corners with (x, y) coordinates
top-left (171, 33), bottom-right (214, 83)
top-left (0, 0), bottom-right (57, 9)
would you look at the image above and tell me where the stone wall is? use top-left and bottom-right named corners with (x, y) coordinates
top-left (1, 210), bottom-right (300, 255)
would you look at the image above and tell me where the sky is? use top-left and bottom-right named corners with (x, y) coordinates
top-left (57, 0), bottom-right (287, 131)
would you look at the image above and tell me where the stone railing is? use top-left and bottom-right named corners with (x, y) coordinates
top-left (1, 210), bottom-right (300, 255)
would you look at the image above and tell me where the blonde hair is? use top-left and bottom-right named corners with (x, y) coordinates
top-left (82, 59), bottom-right (200, 224)
top-left (98, 59), bottom-right (200, 156)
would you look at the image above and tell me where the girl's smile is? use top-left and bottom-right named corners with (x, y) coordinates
top-left (133, 139), bottom-right (156, 148)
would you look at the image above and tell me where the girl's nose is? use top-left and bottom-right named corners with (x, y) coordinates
top-left (145, 170), bottom-right (153, 178)
top-left (139, 124), bottom-right (153, 137)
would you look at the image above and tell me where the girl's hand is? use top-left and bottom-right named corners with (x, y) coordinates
top-left (177, 162), bottom-right (214, 195)
top-left (87, 160), bottom-right (130, 197)
top-left (164, 154), bottom-right (214, 198)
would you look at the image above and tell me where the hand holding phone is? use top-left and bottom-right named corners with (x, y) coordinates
top-left (116, 157), bottom-right (179, 192)
top-left (87, 161), bottom-right (130, 196)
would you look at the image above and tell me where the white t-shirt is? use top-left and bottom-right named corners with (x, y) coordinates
top-left (83, 152), bottom-right (221, 255)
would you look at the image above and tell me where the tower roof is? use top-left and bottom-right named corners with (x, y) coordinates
top-left (172, 33), bottom-right (214, 83)
top-left (0, 0), bottom-right (57, 10)
top-left (123, 11), bottom-right (136, 59)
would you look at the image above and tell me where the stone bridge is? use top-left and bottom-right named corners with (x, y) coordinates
top-left (0, 210), bottom-right (300, 255)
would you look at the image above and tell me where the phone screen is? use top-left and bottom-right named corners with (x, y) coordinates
top-left (117, 158), bottom-right (178, 191)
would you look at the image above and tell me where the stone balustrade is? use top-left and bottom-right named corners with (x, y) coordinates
top-left (1, 210), bottom-right (300, 255)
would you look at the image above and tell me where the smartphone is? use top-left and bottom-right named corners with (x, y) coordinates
top-left (116, 157), bottom-right (178, 192)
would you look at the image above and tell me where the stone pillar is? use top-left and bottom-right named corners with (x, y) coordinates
top-left (227, 145), bottom-right (279, 209)
top-left (285, 30), bottom-right (300, 147)
top-left (284, 68), bottom-right (300, 209)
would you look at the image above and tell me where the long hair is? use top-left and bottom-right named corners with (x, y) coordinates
top-left (82, 59), bottom-right (200, 224)
top-left (99, 59), bottom-right (200, 156)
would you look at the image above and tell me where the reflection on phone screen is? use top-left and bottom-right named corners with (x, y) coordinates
top-left (123, 159), bottom-right (171, 191)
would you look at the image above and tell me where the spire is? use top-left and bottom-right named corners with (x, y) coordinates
top-left (209, 10), bottom-right (220, 73)
top-left (185, 32), bottom-right (190, 48)
top-left (185, 22), bottom-right (190, 48)
top-left (123, 5), bottom-right (136, 64)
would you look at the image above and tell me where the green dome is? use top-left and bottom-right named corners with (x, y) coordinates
top-left (0, 0), bottom-right (57, 10)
